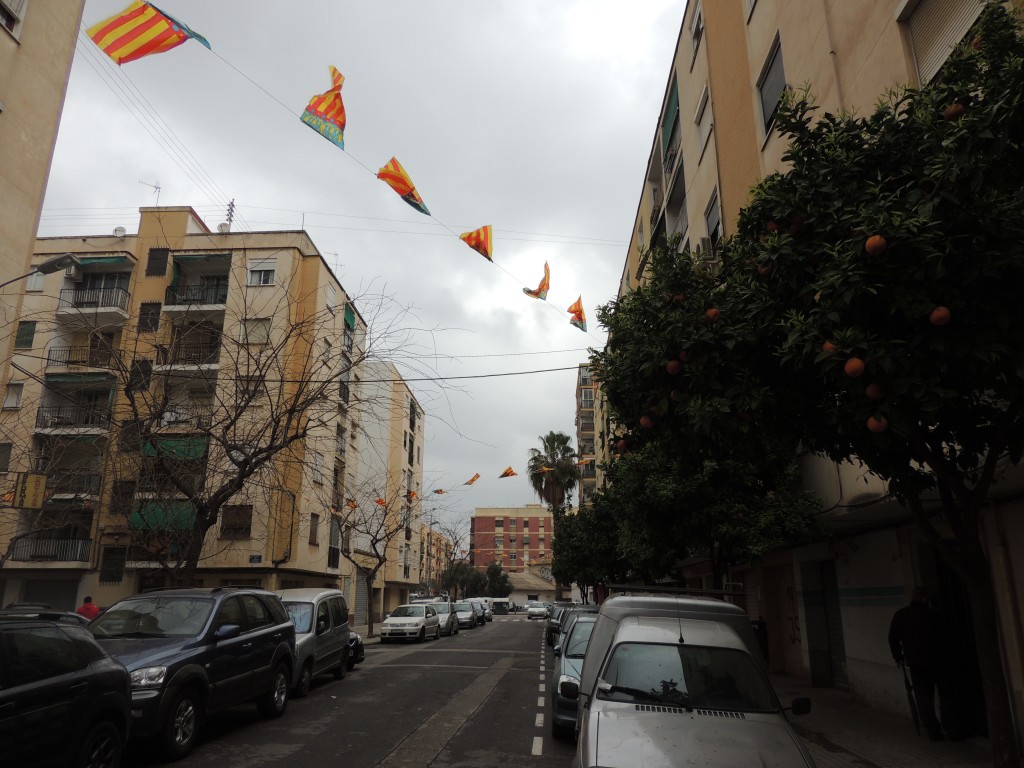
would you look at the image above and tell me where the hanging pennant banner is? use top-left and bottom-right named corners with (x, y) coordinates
top-left (377, 157), bottom-right (431, 215)
top-left (301, 66), bottom-right (347, 150)
top-left (498, 466), bottom-right (517, 478)
top-left (567, 295), bottom-right (587, 332)
top-left (464, 473), bottom-right (481, 486)
top-left (523, 262), bottom-right (550, 300)
top-left (460, 225), bottom-right (493, 262)
top-left (88, 1), bottom-right (210, 65)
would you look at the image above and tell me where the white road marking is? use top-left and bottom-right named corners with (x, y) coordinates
top-left (537, 696), bottom-right (545, 707)
top-left (532, 736), bottom-right (543, 756)
top-left (538, 684), bottom-right (545, 692)
top-left (539, 674), bottom-right (546, 681)
top-left (535, 713), bottom-right (544, 727)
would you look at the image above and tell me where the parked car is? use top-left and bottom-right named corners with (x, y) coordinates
top-left (379, 604), bottom-right (441, 643)
top-left (467, 599), bottom-right (487, 626)
top-left (526, 601), bottom-right (548, 620)
top-left (550, 613), bottom-right (598, 738)
top-left (0, 608), bottom-right (90, 626)
top-left (90, 587), bottom-right (296, 760)
top-left (452, 601), bottom-right (478, 630)
top-left (431, 602), bottom-right (460, 636)
top-left (572, 616), bottom-right (813, 768)
top-left (545, 601), bottom-right (577, 645)
top-left (551, 603), bottom-right (599, 647)
top-left (347, 632), bottom-right (365, 669)
top-left (277, 588), bottom-right (350, 697)
top-left (0, 616), bottom-right (130, 768)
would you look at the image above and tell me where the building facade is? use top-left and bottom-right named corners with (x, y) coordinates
top-left (607, 0), bottom-right (1023, 738)
top-left (469, 504), bottom-right (553, 573)
top-left (574, 364), bottom-right (597, 505)
top-left (0, 206), bottom-right (370, 612)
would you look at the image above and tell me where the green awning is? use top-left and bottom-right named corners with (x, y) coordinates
top-left (130, 500), bottom-right (195, 530)
top-left (79, 256), bottom-right (129, 264)
top-left (142, 436), bottom-right (208, 459)
top-left (172, 252), bottom-right (230, 261)
top-left (44, 373), bottom-right (115, 383)
top-left (344, 305), bottom-right (356, 329)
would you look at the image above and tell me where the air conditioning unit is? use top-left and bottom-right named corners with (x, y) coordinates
top-left (65, 264), bottom-right (83, 282)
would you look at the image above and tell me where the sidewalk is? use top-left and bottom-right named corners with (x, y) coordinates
top-left (771, 675), bottom-right (992, 768)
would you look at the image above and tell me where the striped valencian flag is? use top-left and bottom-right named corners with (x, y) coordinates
top-left (567, 296), bottom-right (587, 332)
top-left (459, 225), bottom-right (493, 262)
top-left (523, 261), bottom-right (550, 299)
top-left (498, 466), bottom-right (517, 478)
top-left (376, 157), bottom-right (431, 216)
top-left (464, 473), bottom-right (481, 486)
top-left (88, 1), bottom-right (210, 65)
top-left (300, 66), bottom-right (347, 150)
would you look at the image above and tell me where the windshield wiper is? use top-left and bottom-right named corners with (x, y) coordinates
top-left (599, 683), bottom-right (692, 710)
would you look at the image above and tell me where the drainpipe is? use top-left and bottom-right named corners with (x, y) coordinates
top-left (272, 488), bottom-right (296, 568)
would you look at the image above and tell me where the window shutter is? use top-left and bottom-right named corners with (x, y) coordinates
top-left (146, 248), bottom-right (169, 276)
top-left (661, 78), bottom-right (679, 156)
top-left (344, 304), bottom-right (356, 329)
top-left (909, 0), bottom-right (984, 84)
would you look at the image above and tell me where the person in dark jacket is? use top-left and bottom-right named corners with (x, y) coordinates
top-left (888, 586), bottom-right (953, 740)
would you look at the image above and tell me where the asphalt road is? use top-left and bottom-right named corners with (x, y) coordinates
top-left (126, 614), bottom-right (576, 768)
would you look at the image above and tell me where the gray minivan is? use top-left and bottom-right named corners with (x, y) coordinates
top-left (276, 588), bottom-right (351, 697)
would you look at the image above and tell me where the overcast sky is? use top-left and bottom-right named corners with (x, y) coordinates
top-left (40, 1), bottom-right (685, 526)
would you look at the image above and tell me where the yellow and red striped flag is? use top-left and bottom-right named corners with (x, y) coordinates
top-left (432, 489), bottom-right (447, 495)
top-left (498, 466), bottom-right (517, 478)
top-left (464, 473), bottom-right (481, 486)
top-left (374, 498), bottom-right (387, 507)
top-left (460, 225), bottom-right (493, 262)
top-left (88, 1), bottom-right (210, 66)
top-left (567, 296), bottom-right (587, 333)
top-left (301, 66), bottom-right (347, 150)
top-left (377, 157), bottom-right (430, 215)
top-left (523, 262), bottom-right (549, 300)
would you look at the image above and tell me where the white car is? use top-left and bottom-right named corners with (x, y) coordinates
top-left (526, 601), bottom-right (549, 620)
top-left (379, 603), bottom-right (441, 643)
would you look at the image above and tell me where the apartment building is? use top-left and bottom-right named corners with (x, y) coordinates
top-left (607, 0), bottom-right (1021, 733)
top-left (469, 504), bottom-right (552, 573)
top-left (0, 1), bottom-right (85, 392)
top-left (574, 364), bottom-right (597, 505)
top-left (351, 360), bottom-right (425, 615)
top-left (418, 522), bottom-right (450, 593)
top-left (0, 206), bottom-right (368, 610)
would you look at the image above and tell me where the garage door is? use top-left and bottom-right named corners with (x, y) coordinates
top-left (354, 567), bottom-right (369, 626)
top-left (24, 579), bottom-right (80, 611)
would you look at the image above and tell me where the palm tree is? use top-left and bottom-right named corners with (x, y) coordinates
top-left (527, 431), bottom-right (581, 509)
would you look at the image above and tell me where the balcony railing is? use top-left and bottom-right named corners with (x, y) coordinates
top-left (156, 343), bottom-right (220, 366)
top-left (165, 284), bottom-right (229, 306)
top-left (35, 405), bottom-right (110, 429)
top-left (159, 405), bottom-right (214, 429)
top-left (58, 288), bottom-right (130, 312)
top-left (9, 537), bottom-right (93, 563)
top-left (46, 346), bottom-right (113, 368)
top-left (46, 471), bottom-right (102, 495)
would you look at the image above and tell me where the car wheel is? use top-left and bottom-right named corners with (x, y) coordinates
top-left (417, 627), bottom-right (426, 643)
top-left (294, 662), bottom-right (313, 698)
top-left (347, 645), bottom-right (357, 670)
top-left (161, 687), bottom-right (201, 760)
top-left (76, 719), bottom-right (122, 768)
top-left (257, 663), bottom-right (290, 718)
top-left (435, 625), bottom-right (441, 640)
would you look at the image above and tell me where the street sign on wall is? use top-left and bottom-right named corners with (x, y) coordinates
top-left (13, 473), bottom-right (47, 509)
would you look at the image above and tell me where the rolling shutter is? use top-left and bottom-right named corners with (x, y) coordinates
top-left (908, 0), bottom-right (983, 84)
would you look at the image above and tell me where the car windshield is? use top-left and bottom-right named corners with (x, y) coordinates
top-left (565, 617), bottom-right (597, 658)
top-left (597, 643), bottom-right (777, 712)
top-left (91, 597), bottom-right (214, 638)
top-left (390, 605), bottom-right (424, 618)
top-left (433, 604), bottom-right (452, 615)
top-left (283, 602), bottom-right (313, 633)
top-left (454, 602), bottom-right (473, 612)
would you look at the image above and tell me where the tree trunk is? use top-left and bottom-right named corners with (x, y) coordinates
top-left (365, 573), bottom-right (376, 638)
top-left (178, 520), bottom-right (209, 587)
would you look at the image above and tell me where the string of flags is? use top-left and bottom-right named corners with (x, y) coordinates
top-left (86, 1), bottom-right (591, 334)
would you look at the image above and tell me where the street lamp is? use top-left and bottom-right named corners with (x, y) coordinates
top-left (0, 253), bottom-right (81, 291)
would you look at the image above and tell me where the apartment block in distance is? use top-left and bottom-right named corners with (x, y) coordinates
top-left (0, 206), bottom-right (368, 611)
top-left (604, 0), bottom-right (1023, 735)
top-left (575, 364), bottom-right (597, 505)
top-left (469, 504), bottom-right (552, 573)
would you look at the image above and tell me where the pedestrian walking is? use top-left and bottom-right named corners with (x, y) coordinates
top-left (887, 585), bottom-right (956, 740)
top-left (76, 595), bottom-right (101, 621)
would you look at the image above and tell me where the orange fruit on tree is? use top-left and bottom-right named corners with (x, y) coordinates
top-left (766, 220), bottom-right (780, 233)
top-left (666, 360), bottom-right (682, 375)
top-left (844, 357), bottom-right (866, 378)
top-left (821, 341), bottom-right (838, 355)
top-left (929, 306), bottom-right (952, 326)
top-left (756, 264), bottom-right (772, 277)
top-left (867, 415), bottom-right (889, 433)
top-left (864, 235), bottom-right (888, 256)
top-left (639, 415), bottom-right (654, 429)
top-left (705, 308), bottom-right (721, 323)
top-left (865, 383), bottom-right (885, 401)
top-left (943, 103), bottom-right (966, 121)
top-left (615, 438), bottom-right (627, 453)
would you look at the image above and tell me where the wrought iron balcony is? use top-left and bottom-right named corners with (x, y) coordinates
top-left (155, 343), bottom-right (221, 366)
top-left (9, 537), bottom-right (93, 563)
top-left (165, 284), bottom-right (229, 306)
top-left (58, 288), bottom-right (130, 312)
top-left (46, 470), bottom-right (102, 495)
top-left (35, 405), bottom-right (110, 430)
top-left (46, 346), bottom-right (113, 368)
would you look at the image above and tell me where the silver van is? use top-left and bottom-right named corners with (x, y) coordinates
top-left (276, 588), bottom-right (351, 697)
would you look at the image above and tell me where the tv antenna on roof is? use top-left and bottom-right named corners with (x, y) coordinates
top-left (139, 179), bottom-right (161, 206)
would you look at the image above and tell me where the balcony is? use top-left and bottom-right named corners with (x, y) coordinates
top-left (9, 537), bottom-right (93, 563)
top-left (155, 342), bottom-right (221, 368)
top-left (56, 288), bottom-right (130, 327)
top-left (164, 284), bottom-right (229, 316)
top-left (46, 346), bottom-right (113, 370)
top-left (46, 471), bottom-right (102, 497)
top-left (35, 405), bottom-right (110, 433)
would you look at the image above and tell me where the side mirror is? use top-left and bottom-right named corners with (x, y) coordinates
top-left (215, 623), bottom-right (241, 640)
top-left (553, 645), bottom-right (562, 658)
top-left (384, 612), bottom-right (391, 620)
top-left (788, 697), bottom-right (811, 716)
top-left (558, 679), bottom-right (579, 700)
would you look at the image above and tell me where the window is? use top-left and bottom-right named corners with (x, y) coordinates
top-left (247, 258), bottom-right (276, 286)
top-left (146, 247), bottom-right (169, 276)
top-left (25, 271), bottom-right (45, 291)
top-left (495, 536), bottom-right (504, 548)
top-left (508, 518), bottom-right (516, 529)
top-left (0, 443), bottom-right (11, 472)
top-left (522, 536), bottom-right (530, 546)
top-left (3, 383), bottom-right (23, 409)
top-left (118, 420), bottom-right (142, 453)
top-left (902, 0), bottom-right (985, 85)
top-left (757, 34), bottom-right (787, 131)
top-left (221, 505), bottom-right (253, 539)
top-left (236, 374), bottom-right (265, 402)
top-left (14, 321), bottom-right (35, 349)
top-left (510, 553), bottom-right (518, 561)
top-left (99, 546), bottom-right (127, 583)
top-left (128, 359), bottom-right (153, 392)
top-left (312, 451), bottom-right (324, 484)
top-left (137, 302), bottom-right (161, 333)
top-left (495, 518), bottom-right (503, 528)
top-left (705, 189), bottom-right (723, 247)
top-left (661, 76), bottom-right (680, 173)
top-left (4, 625), bottom-right (86, 686)
top-left (309, 512), bottom-right (320, 545)
top-left (523, 520), bottom-right (530, 530)
top-left (326, 284), bottom-right (337, 310)
top-left (241, 594), bottom-right (273, 629)
top-left (509, 536), bottom-right (517, 544)
top-left (243, 318), bottom-right (271, 345)
top-left (690, 3), bottom-right (704, 61)
top-left (694, 84), bottom-right (712, 160)
top-left (1, 0), bottom-right (27, 37)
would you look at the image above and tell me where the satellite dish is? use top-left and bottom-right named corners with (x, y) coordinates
top-left (217, 222), bottom-right (231, 233)
top-left (113, 226), bottom-right (126, 238)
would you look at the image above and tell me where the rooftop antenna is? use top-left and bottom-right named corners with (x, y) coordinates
top-left (139, 179), bottom-right (161, 206)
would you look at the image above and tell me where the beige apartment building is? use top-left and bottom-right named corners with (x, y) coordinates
top-left (0, 1), bottom-right (85, 392)
top-left (574, 364), bottom-right (597, 505)
top-left (606, 0), bottom-right (1023, 737)
top-left (0, 206), bottom-right (372, 612)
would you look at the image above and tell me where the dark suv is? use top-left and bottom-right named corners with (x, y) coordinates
top-left (0, 617), bottom-right (130, 768)
top-left (90, 587), bottom-right (296, 760)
